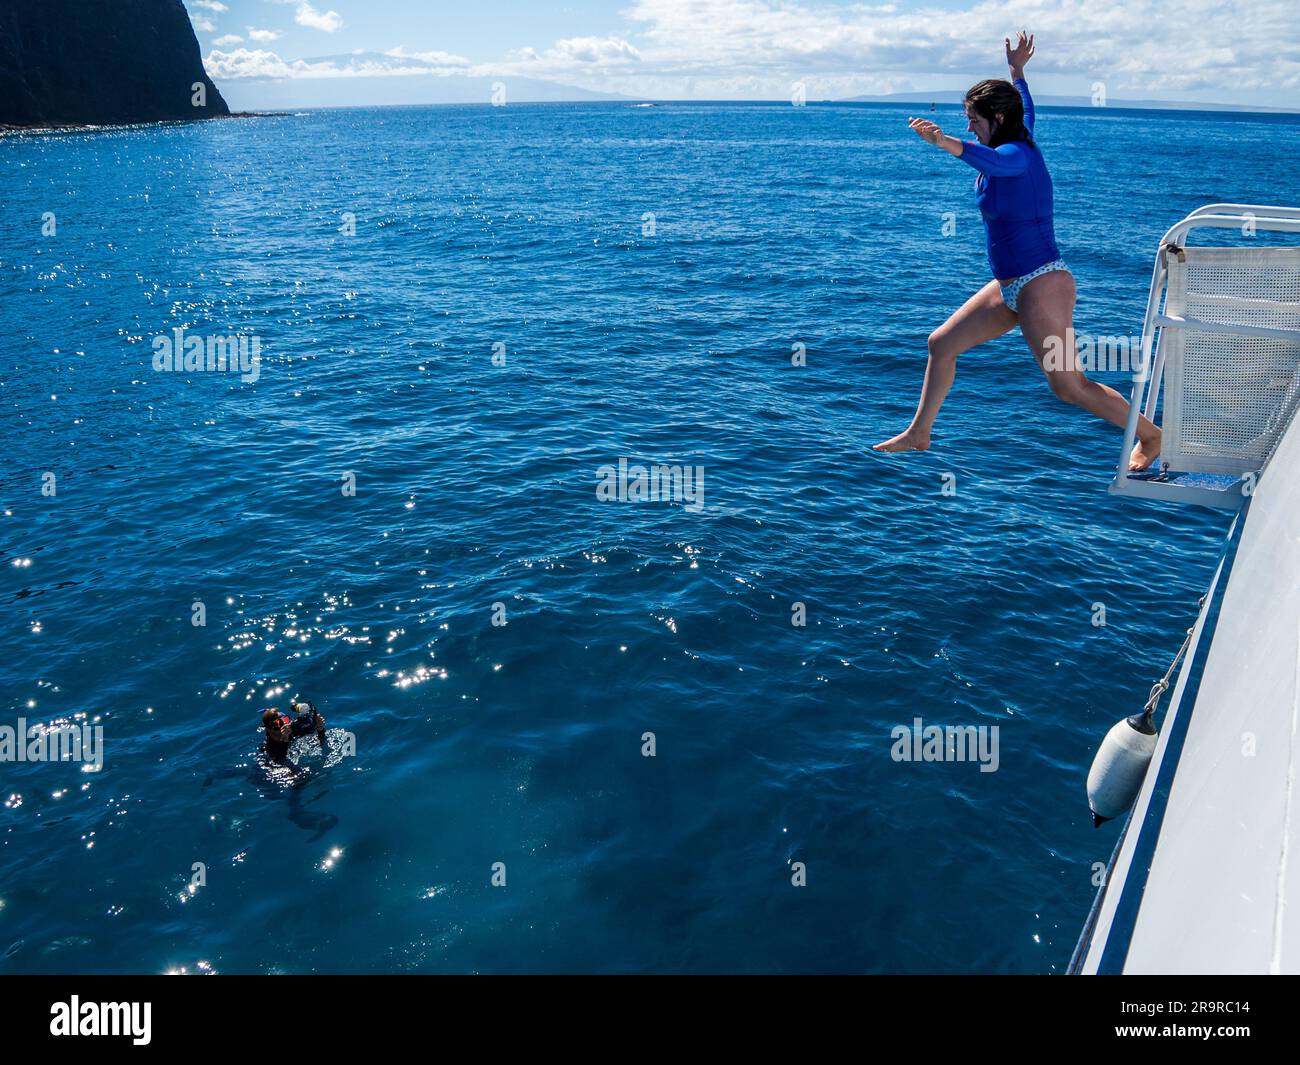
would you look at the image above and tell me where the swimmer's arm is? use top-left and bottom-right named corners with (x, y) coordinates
top-left (907, 117), bottom-right (1028, 175)
top-left (908, 118), bottom-right (966, 159)
top-left (1006, 32), bottom-right (1035, 131)
top-left (956, 140), bottom-right (1029, 177)
top-left (1013, 77), bottom-right (1035, 136)
top-left (934, 134), bottom-right (966, 159)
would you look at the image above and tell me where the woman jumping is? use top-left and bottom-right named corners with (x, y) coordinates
top-left (874, 31), bottom-right (1161, 471)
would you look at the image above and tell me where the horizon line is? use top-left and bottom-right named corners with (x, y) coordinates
top-left (214, 96), bottom-right (1300, 118)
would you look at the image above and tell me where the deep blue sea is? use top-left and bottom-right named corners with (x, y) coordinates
top-left (2, 101), bottom-right (1299, 974)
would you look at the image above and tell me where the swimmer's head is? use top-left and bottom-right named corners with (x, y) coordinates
top-left (261, 709), bottom-right (280, 728)
top-left (964, 79), bottom-right (1033, 148)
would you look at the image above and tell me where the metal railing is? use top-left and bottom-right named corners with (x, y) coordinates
top-left (1112, 204), bottom-right (1300, 509)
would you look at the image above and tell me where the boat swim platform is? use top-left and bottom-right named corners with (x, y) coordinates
top-left (1118, 467), bottom-right (1253, 510)
top-left (1111, 204), bottom-right (1300, 511)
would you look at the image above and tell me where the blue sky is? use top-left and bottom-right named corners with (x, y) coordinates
top-left (192, 2), bottom-right (623, 60)
top-left (189, 0), bottom-right (1300, 107)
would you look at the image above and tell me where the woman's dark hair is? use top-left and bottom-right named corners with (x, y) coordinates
top-left (964, 79), bottom-right (1034, 148)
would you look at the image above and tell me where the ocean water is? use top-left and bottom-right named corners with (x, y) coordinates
top-left (2, 101), bottom-right (1298, 974)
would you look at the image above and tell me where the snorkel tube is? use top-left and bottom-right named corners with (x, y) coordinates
top-left (291, 699), bottom-right (327, 744)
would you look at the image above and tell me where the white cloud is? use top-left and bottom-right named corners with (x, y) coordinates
top-left (206, 0), bottom-right (1300, 103)
top-left (296, 3), bottom-right (344, 33)
top-left (606, 0), bottom-right (1300, 96)
top-left (247, 28), bottom-right (281, 42)
top-left (192, 16), bottom-right (216, 32)
top-left (384, 46), bottom-right (474, 67)
top-left (498, 36), bottom-right (642, 81)
top-left (205, 50), bottom-right (295, 80)
top-left (194, 1), bottom-right (229, 11)
top-left (213, 34), bottom-right (243, 46)
top-left (205, 48), bottom-right (471, 80)
top-left (549, 37), bottom-right (642, 64)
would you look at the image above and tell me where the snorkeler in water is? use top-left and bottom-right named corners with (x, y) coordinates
top-left (261, 700), bottom-right (327, 766)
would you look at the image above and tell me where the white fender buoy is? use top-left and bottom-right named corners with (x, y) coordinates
top-left (1086, 713), bottom-right (1157, 826)
top-left (1086, 622), bottom-right (1197, 827)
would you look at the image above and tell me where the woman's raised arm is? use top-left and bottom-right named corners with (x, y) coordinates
top-left (1005, 31), bottom-right (1036, 134)
top-left (1005, 30), bottom-right (1034, 81)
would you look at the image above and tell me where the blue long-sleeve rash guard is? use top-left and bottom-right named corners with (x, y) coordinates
top-left (957, 78), bottom-right (1059, 280)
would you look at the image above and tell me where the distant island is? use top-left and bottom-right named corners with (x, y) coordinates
top-left (839, 90), bottom-right (1300, 114)
top-left (0, 0), bottom-right (229, 128)
top-left (211, 50), bottom-right (643, 112)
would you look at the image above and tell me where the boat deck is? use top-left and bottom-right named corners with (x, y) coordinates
top-left (1080, 404), bottom-right (1300, 972)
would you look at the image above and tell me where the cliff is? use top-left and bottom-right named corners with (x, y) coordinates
top-left (0, 0), bottom-right (229, 127)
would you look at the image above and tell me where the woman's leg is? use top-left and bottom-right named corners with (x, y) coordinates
top-left (1015, 270), bottom-right (1162, 470)
top-left (874, 279), bottom-right (1018, 452)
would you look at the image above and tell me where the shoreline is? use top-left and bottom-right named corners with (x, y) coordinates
top-left (0, 111), bottom-right (290, 137)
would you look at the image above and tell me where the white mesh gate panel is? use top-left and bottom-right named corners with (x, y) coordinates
top-left (1162, 247), bottom-right (1300, 475)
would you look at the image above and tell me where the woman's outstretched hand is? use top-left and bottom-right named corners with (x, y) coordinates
top-left (908, 117), bottom-right (944, 146)
top-left (908, 117), bottom-right (963, 157)
top-left (1006, 30), bottom-right (1034, 77)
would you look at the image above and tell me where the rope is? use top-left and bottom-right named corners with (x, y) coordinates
top-left (1142, 595), bottom-right (1205, 719)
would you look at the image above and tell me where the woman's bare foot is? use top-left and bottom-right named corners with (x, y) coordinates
top-left (873, 428), bottom-right (931, 453)
top-left (1129, 430), bottom-right (1162, 471)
